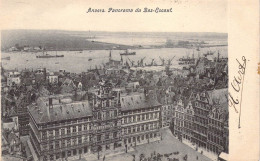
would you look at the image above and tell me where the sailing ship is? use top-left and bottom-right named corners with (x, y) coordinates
top-left (120, 49), bottom-right (136, 56)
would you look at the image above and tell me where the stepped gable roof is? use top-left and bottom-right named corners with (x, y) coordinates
top-left (120, 92), bottom-right (161, 112)
top-left (28, 97), bottom-right (92, 124)
top-left (183, 99), bottom-right (190, 108)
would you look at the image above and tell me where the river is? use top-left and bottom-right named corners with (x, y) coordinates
top-left (1, 46), bottom-right (227, 73)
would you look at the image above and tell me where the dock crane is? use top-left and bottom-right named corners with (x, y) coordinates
top-left (166, 56), bottom-right (175, 66)
top-left (139, 57), bottom-right (146, 67)
top-left (159, 56), bottom-right (165, 66)
top-left (127, 57), bottom-right (135, 67)
top-left (147, 58), bottom-right (155, 66)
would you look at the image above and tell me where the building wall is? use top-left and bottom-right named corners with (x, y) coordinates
top-left (174, 100), bottom-right (185, 141)
top-left (183, 102), bottom-right (194, 142)
top-left (47, 75), bottom-right (58, 84)
top-left (121, 106), bottom-right (161, 148)
top-left (161, 104), bottom-right (174, 128)
top-left (171, 91), bottom-right (228, 155)
top-left (207, 107), bottom-right (227, 155)
top-left (7, 77), bottom-right (21, 87)
top-left (28, 84), bottom-right (163, 161)
top-left (29, 116), bottom-right (93, 161)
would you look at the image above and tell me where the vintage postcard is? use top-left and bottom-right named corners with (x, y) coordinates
top-left (0, 0), bottom-right (259, 161)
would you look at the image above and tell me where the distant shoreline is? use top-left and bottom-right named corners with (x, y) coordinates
top-left (1, 30), bottom-right (228, 53)
top-left (2, 43), bottom-right (228, 53)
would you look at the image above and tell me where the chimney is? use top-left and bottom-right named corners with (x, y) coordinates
top-left (217, 50), bottom-right (220, 62)
top-left (43, 68), bottom-right (47, 81)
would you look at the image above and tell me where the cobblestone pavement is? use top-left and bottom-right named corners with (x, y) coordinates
top-left (74, 128), bottom-right (213, 161)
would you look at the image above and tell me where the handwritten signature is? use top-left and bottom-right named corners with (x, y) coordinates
top-left (228, 56), bottom-right (246, 128)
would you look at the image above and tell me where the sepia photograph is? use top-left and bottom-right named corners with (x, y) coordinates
top-left (0, 0), bottom-right (238, 161)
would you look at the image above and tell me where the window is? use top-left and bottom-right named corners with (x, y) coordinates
top-left (72, 137), bottom-right (77, 145)
top-left (67, 127), bottom-right (71, 134)
top-left (137, 126), bottom-right (140, 132)
top-left (50, 155), bottom-right (54, 161)
top-left (97, 135), bottom-right (101, 141)
top-left (78, 137), bottom-right (82, 144)
top-left (55, 141), bottom-right (60, 149)
top-left (62, 152), bottom-right (66, 158)
top-left (73, 126), bottom-right (77, 133)
top-left (42, 131), bottom-right (47, 139)
top-left (84, 135), bottom-right (88, 142)
top-left (137, 115), bottom-right (140, 121)
top-left (105, 133), bottom-right (109, 140)
top-left (84, 124), bottom-right (87, 130)
top-left (67, 139), bottom-right (71, 146)
top-left (61, 128), bottom-right (65, 135)
top-left (106, 144), bottom-right (110, 150)
top-left (56, 154), bottom-right (60, 160)
top-left (49, 143), bottom-right (54, 150)
top-left (73, 149), bottom-right (77, 156)
top-left (84, 146), bottom-right (88, 153)
top-left (55, 129), bottom-right (59, 136)
top-left (61, 140), bottom-right (65, 147)
top-left (133, 116), bottom-right (136, 122)
top-left (78, 125), bottom-right (82, 132)
top-left (49, 130), bottom-right (54, 138)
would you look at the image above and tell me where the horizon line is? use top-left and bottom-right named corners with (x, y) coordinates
top-left (1, 29), bottom-right (228, 34)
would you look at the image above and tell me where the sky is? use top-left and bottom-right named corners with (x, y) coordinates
top-left (0, 0), bottom-right (227, 33)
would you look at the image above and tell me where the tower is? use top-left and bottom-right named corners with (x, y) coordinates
top-left (109, 50), bottom-right (112, 61)
top-left (91, 81), bottom-right (122, 152)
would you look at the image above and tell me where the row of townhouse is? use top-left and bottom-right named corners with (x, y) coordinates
top-left (172, 88), bottom-right (228, 155)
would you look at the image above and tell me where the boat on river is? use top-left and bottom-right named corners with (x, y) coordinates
top-left (36, 51), bottom-right (64, 58)
top-left (120, 49), bottom-right (136, 56)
